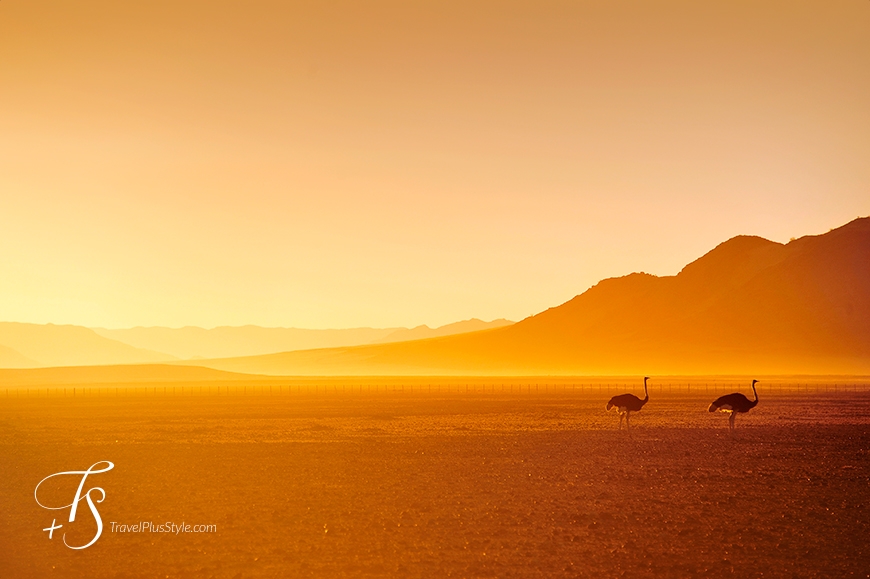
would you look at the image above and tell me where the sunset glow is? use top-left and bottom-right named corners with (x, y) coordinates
top-left (2, 4), bottom-right (870, 578)
top-left (2, 1), bottom-right (868, 329)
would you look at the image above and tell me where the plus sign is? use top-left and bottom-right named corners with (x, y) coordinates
top-left (43, 519), bottom-right (63, 539)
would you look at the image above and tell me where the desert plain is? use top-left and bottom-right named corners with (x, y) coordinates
top-left (1, 377), bottom-right (868, 578)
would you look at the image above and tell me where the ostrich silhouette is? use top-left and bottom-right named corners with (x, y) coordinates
top-left (708, 380), bottom-right (759, 432)
top-left (606, 377), bottom-right (649, 430)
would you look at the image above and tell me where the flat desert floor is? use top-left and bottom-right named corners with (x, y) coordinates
top-left (1, 385), bottom-right (869, 578)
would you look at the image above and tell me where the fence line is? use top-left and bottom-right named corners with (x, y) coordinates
top-left (3, 381), bottom-right (870, 399)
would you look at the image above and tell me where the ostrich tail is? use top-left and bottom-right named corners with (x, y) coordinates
top-left (708, 403), bottom-right (719, 413)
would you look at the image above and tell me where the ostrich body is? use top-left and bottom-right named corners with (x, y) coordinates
top-left (606, 377), bottom-right (649, 429)
top-left (708, 380), bottom-right (759, 432)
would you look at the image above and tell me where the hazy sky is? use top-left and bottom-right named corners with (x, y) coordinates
top-left (1, 1), bottom-right (868, 329)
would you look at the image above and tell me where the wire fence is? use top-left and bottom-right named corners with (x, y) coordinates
top-left (3, 380), bottom-right (870, 399)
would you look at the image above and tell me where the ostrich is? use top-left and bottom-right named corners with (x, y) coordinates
top-left (606, 377), bottom-right (650, 430)
top-left (708, 380), bottom-right (759, 432)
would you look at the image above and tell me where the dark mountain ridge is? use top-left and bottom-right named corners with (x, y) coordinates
top-left (190, 217), bottom-right (870, 375)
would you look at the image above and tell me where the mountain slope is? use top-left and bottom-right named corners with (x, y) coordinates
top-left (0, 323), bottom-right (175, 368)
top-left (94, 319), bottom-right (514, 360)
top-left (190, 217), bottom-right (870, 375)
top-left (0, 344), bottom-right (40, 368)
top-left (373, 319), bottom-right (514, 344)
top-left (92, 325), bottom-right (401, 360)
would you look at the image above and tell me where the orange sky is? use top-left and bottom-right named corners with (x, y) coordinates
top-left (1, 1), bottom-right (868, 329)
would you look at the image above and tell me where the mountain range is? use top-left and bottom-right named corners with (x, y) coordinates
top-left (0, 319), bottom-right (513, 368)
top-left (2, 216), bottom-right (867, 375)
top-left (92, 318), bottom-right (513, 359)
top-left (0, 323), bottom-right (172, 368)
top-left (185, 216), bottom-right (870, 376)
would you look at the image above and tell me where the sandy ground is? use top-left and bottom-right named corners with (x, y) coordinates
top-left (1, 387), bottom-right (869, 578)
